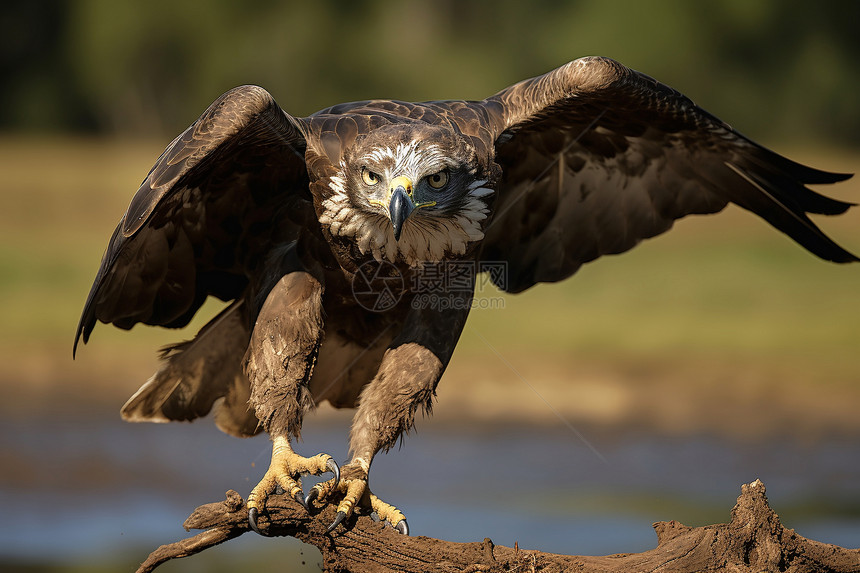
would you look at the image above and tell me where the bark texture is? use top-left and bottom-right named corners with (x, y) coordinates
top-left (136, 480), bottom-right (860, 573)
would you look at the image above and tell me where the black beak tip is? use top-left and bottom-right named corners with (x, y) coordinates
top-left (389, 186), bottom-right (414, 242)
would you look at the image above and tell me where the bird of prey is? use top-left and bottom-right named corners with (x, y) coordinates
top-left (74, 56), bottom-right (856, 535)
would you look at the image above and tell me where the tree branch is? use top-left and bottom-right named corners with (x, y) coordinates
top-left (135, 480), bottom-right (860, 573)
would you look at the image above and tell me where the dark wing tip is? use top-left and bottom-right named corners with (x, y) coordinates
top-left (723, 157), bottom-right (858, 263)
top-left (825, 171), bottom-right (852, 183)
top-left (73, 223), bottom-right (126, 358)
top-left (72, 321), bottom-right (88, 359)
top-left (72, 297), bottom-right (95, 358)
top-left (813, 239), bottom-right (859, 263)
top-left (73, 277), bottom-right (100, 359)
top-left (800, 167), bottom-right (853, 185)
top-left (754, 148), bottom-right (856, 215)
top-left (780, 155), bottom-right (854, 187)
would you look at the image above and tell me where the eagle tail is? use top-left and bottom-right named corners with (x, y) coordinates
top-left (120, 301), bottom-right (261, 438)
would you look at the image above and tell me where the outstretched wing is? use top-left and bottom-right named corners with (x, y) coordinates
top-left (477, 56), bottom-right (856, 293)
top-left (74, 85), bottom-right (313, 355)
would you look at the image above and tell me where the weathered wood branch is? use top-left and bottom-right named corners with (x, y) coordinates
top-left (136, 480), bottom-right (860, 573)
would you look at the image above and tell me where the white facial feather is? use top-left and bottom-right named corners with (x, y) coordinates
top-left (320, 147), bottom-right (493, 265)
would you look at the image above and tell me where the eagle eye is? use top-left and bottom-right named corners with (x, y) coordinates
top-left (426, 169), bottom-right (449, 190)
top-left (361, 167), bottom-right (380, 186)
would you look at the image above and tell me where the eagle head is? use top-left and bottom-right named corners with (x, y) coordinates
top-left (319, 123), bottom-right (495, 265)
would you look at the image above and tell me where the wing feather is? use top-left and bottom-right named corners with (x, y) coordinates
top-left (477, 57), bottom-right (855, 293)
top-left (74, 85), bottom-right (312, 355)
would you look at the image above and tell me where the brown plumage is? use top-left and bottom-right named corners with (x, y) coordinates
top-left (74, 57), bottom-right (855, 533)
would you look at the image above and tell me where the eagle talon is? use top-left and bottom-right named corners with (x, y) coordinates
top-left (248, 507), bottom-right (271, 536)
top-left (394, 519), bottom-right (409, 536)
top-left (326, 458), bottom-right (341, 489)
top-left (304, 459), bottom-right (341, 509)
top-left (304, 487), bottom-right (319, 508)
top-left (294, 489), bottom-right (308, 510)
top-left (327, 510), bottom-right (347, 533)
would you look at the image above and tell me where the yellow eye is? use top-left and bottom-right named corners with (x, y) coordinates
top-left (361, 168), bottom-right (380, 186)
top-left (427, 169), bottom-right (449, 189)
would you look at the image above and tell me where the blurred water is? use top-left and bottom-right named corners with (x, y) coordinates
top-left (1, 408), bottom-right (858, 570)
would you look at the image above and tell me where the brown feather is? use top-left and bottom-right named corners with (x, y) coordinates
top-left (477, 56), bottom-right (855, 292)
top-left (121, 302), bottom-right (259, 437)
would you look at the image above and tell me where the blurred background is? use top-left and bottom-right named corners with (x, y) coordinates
top-left (1, 1), bottom-right (859, 571)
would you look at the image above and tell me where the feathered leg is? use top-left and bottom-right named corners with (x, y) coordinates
top-left (307, 342), bottom-right (443, 534)
top-left (308, 286), bottom-right (474, 534)
top-left (243, 271), bottom-right (337, 533)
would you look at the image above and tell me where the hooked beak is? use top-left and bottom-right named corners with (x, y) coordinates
top-left (388, 176), bottom-right (415, 241)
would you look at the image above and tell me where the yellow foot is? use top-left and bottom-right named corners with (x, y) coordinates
top-left (247, 435), bottom-right (339, 535)
top-left (305, 462), bottom-right (408, 535)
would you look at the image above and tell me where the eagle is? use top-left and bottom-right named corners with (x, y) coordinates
top-left (74, 57), bottom-right (856, 535)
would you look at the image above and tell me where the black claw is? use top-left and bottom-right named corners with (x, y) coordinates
top-left (248, 507), bottom-right (270, 536)
top-left (394, 519), bottom-right (409, 536)
top-left (326, 510), bottom-right (347, 533)
top-left (304, 487), bottom-right (319, 508)
top-left (326, 458), bottom-right (340, 488)
top-left (294, 489), bottom-right (308, 510)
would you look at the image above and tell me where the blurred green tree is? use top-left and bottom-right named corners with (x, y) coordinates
top-left (1, 0), bottom-right (857, 144)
